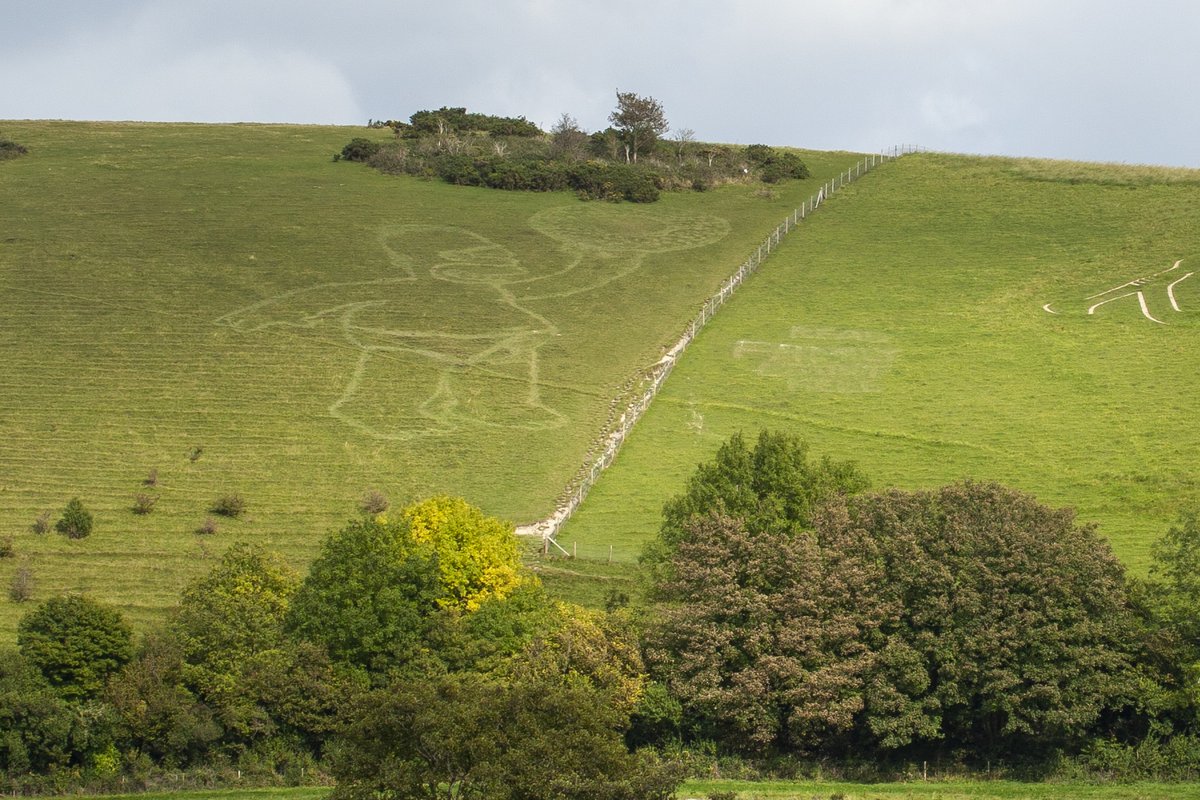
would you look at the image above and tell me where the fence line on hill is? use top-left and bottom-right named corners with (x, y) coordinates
top-left (517, 145), bottom-right (925, 551)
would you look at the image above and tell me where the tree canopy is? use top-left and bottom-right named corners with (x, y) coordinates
top-left (609, 90), bottom-right (669, 163)
top-left (17, 595), bottom-right (133, 701)
top-left (331, 670), bottom-right (679, 800)
top-left (287, 497), bottom-right (524, 680)
top-left (646, 429), bottom-right (868, 573)
top-left (648, 479), bottom-right (1145, 757)
top-left (286, 516), bottom-right (441, 680)
top-left (403, 495), bottom-right (523, 612)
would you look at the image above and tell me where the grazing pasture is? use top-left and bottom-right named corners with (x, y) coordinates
top-left (0, 120), bottom-right (863, 637)
top-left (563, 153), bottom-right (1200, 571)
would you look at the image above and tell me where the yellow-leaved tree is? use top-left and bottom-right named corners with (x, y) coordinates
top-left (402, 495), bottom-right (522, 612)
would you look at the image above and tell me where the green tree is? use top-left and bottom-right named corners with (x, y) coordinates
top-left (0, 648), bottom-right (78, 775)
top-left (647, 429), bottom-right (867, 572)
top-left (1133, 510), bottom-right (1200, 727)
top-left (648, 479), bottom-right (1143, 758)
top-left (104, 632), bottom-right (220, 766)
top-left (286, 516), bottom-right (442, 680)
top-left (403, 495), bottom-right (523, 612)
top-left (331, 670), bottom-right (680, 800)
top-left (646, 510), bottom-right (879, 752)
top-left (832, 483), bottom-right (1140, 755)
top-left (54, 497), bottom-right (93, 539)
top-left (169, 543), bottom-right (299, 737)
top-left (17, 595), bottom-right (133, 701)
top-left (609, 90), bottom-right (669, 163)
top-left (1146, 511), bottom-right (1200, 645)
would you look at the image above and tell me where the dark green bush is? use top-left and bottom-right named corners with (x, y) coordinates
top-left (435, 154), bottom-right (483, 186)
top-left (744, 144), bottom-right (775, 166)
top-left (566, 161), bottom-right (660, 202)
top-left (340, 138), bottom-right (383, 163)
top-left (210, 494), bottom-right (245, 518)
top-left (744, 144), bottom-right (810, 183)
top-left (0, 140), bottom-right (28, 160)
top-left (18, 594), bottom-right (134, 700)
top-left (407, 107), bottom-right (542, 138)
top-left (55, 498), bottom-right (93, 539)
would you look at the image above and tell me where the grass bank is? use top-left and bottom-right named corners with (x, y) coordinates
top-left (562, 153), bottom-right (1200, 573)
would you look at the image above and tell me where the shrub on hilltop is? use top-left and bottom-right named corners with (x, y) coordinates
top-left (342, 99), bottom-right (810, 202)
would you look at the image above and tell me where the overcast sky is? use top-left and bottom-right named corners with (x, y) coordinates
top-left (3, 1), bottom-right (1196, 167)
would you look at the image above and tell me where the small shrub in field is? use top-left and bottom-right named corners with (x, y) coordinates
top-left (0, 536), bottom-right (13, 558)
top-left (210, 494), bottom-right (246, 518)
top-left (0, 140), bottom-right (28, 160)
top-left (367, 145), bottom-right (409, 174)
top-left (359, 489), bottom-right (389, 516)
top-left (31, 510), bottom-right (51, 535)
top-left (55, 497), bottom-right (94, 539)
top-left (9, 564), bottom-right (33, 602)
top-left (187, 446), bottom-right (203, 462)
top-left (196, 517), bottom-right (218, 535)
top-left (132, 492), bottom-right (158, 515)
top-left (144, 468), bottom-right (158, 487)
top-left (340, 137), bottom-right (383, 162)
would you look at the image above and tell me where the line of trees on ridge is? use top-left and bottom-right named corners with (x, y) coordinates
top-left (337, 92), bottom-right (809, 202)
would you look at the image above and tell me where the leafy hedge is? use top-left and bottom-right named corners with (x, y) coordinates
top-left (380, 150), bottom-right (662, 202)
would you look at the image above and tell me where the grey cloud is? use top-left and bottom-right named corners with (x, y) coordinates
top-left (2, 0), bottom-right (1198, 166)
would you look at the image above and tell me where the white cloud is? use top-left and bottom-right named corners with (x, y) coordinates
top-left (2, 0), bottom-right (1199, 165)
top-left (0, 5), bottom-right (363, 123)
top-left (920, 91), bottom-right (988, 134)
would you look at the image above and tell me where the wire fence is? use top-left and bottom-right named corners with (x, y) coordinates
top-left (518, 145), bottom-right (924, 552)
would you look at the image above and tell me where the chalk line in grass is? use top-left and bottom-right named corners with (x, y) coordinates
top-left (1088, 291), bottom-right (1137, 315)
top-left (1137, 292), bottom-right (1166, 324)
top-left (1167, 272), bottom-right (1193, 312)
top-left (1085, 259), bottom-right (1181, 300)
top-left (1068, 259), bottom-right (1187, 324)
top-left (216, 215), bottom-right (730, 440)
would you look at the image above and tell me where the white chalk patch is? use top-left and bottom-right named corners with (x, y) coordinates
top-left (1137, 291), bottom-right (1166, 324)
top-left (1088, 291), bottom-right (1137, 315)
top-left (1167, 272), bottom-right (1193, 312)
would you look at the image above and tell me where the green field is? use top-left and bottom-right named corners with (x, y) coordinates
top-left (0, 120), bottom-right (864, 637)
top-left (562, 153), bottom-right (1200, 571)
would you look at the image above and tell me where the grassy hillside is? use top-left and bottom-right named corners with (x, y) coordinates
top-left (0, 120), bottom-right (864, 637)
top-left (562, 153), bottom-right (1200, 572)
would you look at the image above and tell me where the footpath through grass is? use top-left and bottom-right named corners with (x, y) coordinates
top-left (562, 153), bottom-right (1200, 572)
top-left (0, 120), bottom-right (864, 637)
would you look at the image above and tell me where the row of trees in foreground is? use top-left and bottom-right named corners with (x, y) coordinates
top-left (4, 431), bottom-right (1200, 796)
